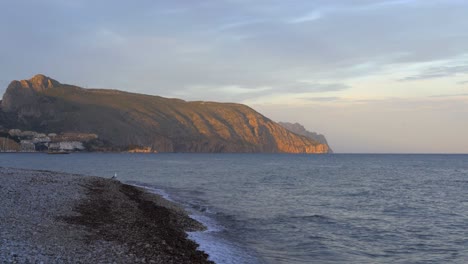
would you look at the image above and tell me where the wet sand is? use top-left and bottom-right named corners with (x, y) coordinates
top-left (0, 167), bottom-right (213, 263)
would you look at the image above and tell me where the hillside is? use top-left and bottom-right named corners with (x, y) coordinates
top-left (0, 74), bottom-right (331, 153)
top-left (279, 122), bottom-right (333, 153)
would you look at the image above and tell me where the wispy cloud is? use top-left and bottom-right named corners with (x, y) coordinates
top-left (216, 19), bottom-right (263, 31)
top-left (428, 93), bottom-right (468, 98)
top-left (288, 10), bottom-right (322, 24)
top-left (171, 84), bottom-right (274, 102)
top-left (1, 0), bottom-right (468, 102)
top-left (287, 82), bottom-right (351, 93)
top-left (362, 0), bottom-right (418, 9)
top-left (1, 0), bottom-right (468, 153)
top-left (157, 7), bottom-right (188, 15)
top-left (215, 85), bottom-right (272, 94)
top-left (303, 96), bottom-right (341, 102)
top-left (399, 64), bottom-right (468, 81)
top-left (288, 0), bottom-right (417, 24)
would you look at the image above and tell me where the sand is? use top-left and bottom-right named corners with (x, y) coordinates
top-left (0, 167), bottom-right (213, 264)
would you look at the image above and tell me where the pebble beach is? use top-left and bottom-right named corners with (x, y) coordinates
top-left (0, 167), bottom-right (213, 264)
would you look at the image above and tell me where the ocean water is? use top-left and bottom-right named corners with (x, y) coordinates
top-left (1, 153), bottom-right (468, 263)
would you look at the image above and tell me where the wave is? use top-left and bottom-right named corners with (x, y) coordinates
top-left (127, 181), bottom-right (259, 264)
top-left (125, 181), bottom-right (175, 202)
top-left (291, 214), bottom-right (335, 222)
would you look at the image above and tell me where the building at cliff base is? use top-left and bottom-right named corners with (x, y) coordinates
top-left (0, 128), bottom-right (97, 152)
top-left (48, 141), bottom-right (85, 152)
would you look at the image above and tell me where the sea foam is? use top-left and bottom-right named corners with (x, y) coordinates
top-left (128, 182), bottom-right (257, 264)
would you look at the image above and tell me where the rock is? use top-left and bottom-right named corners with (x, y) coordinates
top-left (128, 147), bottom-right (154, 153)
top-left (1, 75), bottom-right (331, 153)
top-left (0, 168), bottom-right (213, 263)
top-left (279, 122), bottom-right (333, 153)
top-left (0, 137), bottom-right (20, 152)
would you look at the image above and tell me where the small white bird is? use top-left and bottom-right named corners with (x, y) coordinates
top-left (111, 173), bottom-right (117, 179)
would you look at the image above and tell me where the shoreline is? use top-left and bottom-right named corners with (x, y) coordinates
top-left (0, 167), bottom-right (214, 263)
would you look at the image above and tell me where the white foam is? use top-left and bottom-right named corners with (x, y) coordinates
top-left (188, 231), bottom-right (254, 264)
top-left (129, 183), bottom-right (258, 264)
top-left (190, 213), bottom-right (224, 232)
top-left (129, 183), bottom-right (175, 202)
top-left (188, 211), bottom-right (259, 263)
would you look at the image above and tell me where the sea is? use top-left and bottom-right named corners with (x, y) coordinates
top-left (1, 153), bottom-right (467, 264)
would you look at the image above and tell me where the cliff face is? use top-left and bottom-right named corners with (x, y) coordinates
top-left (279, 122), bottom-right (333, 153)
top-left (2, 74), bottom-right (60, 113)
top-left (0, 75), bottom-right (330, 153)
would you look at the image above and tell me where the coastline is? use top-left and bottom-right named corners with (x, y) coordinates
top-left (0, 167), bottom-right (213, 263)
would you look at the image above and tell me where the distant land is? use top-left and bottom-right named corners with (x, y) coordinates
top-left (0, 74), bottom-right (331, 153)
top-left (279, 122), bottom-right (333, 153)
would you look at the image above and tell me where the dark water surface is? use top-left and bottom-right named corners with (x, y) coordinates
top-left (1, 153), bottom-right (468, 263)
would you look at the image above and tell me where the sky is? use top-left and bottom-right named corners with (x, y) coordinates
top-left (1, 0), bottom-right (467, 153)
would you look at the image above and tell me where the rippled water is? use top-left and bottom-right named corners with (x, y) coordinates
top-left (1, 154), bottom-right (468, 263)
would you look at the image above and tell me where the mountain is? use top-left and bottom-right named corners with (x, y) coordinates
top-left (0, 74), bottom-right (331, 153)
top-left (278, 122), bottom-right (333, 153)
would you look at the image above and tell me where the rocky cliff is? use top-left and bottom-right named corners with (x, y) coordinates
top-left (279, 122), bottom-right (332, 153)
top-left (0, 74), bottom-right (330, 153)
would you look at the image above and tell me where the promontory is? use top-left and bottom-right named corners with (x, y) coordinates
top-left (0, 74), bottom-right (331, 153)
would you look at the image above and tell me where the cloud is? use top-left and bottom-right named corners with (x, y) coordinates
top-left (428, 93), bottom-right (468, 98)
top-left (285, 82), bottom-right (351, 93)
top-left (399, 64), bottom-right (468, 81)
top-left (170, 84), bottom-right (274, 102)
top-left (288, 11), bottom-right (322, 24)
top-left (216, 19), bottom-right (264, 31)
top-left (287, 0), bottom-right (416, 24)
top-left (360, 0), bottom-right (418, 9)
top-left (189, 85), bottom-right (271, 95)
top-left (1, 0), bottom-right (468, 103)
top-left (303, 96), bottom-right (341, 102)
top-left (1, 0), bottom-right (468, 153)
top-left (254, 94), bottom-right (468, 153)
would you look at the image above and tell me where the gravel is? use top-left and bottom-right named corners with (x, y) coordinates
top-left (0, 167), bottom-right (213, 264)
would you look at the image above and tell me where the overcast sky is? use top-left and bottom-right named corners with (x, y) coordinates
top-left (1, 0), bottom-right (467, 153)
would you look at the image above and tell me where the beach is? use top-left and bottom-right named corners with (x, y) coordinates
top-left (0, 167), bottom-right (213, 264)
